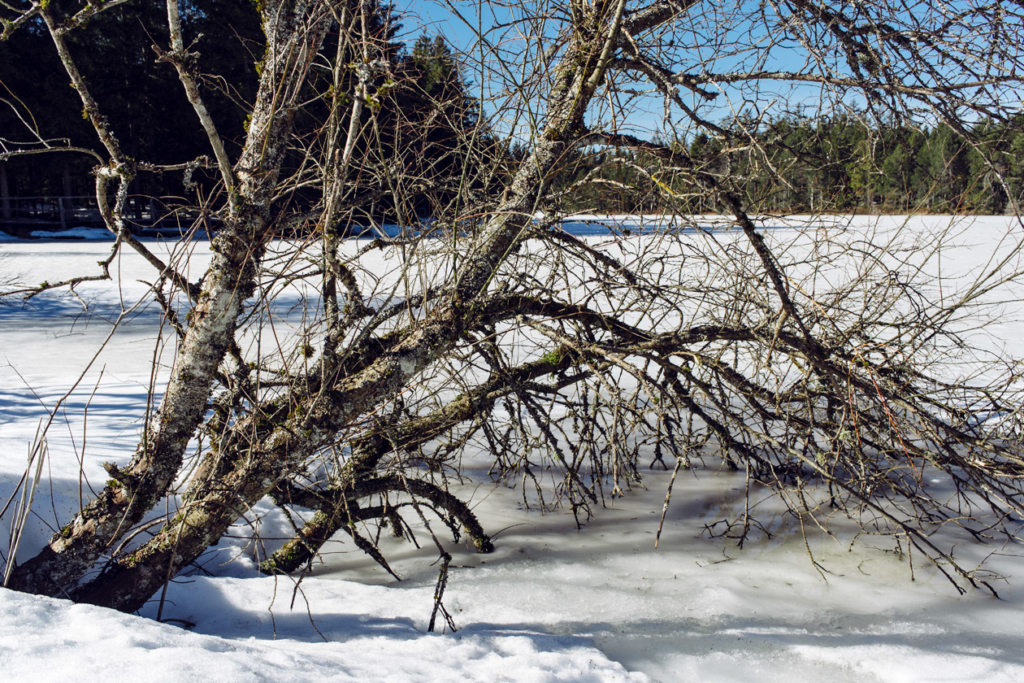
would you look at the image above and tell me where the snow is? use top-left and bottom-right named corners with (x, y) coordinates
top-left (3, 215), bottom-right (1024, 682)
top-left (0, 588), bottom-right (644, 683)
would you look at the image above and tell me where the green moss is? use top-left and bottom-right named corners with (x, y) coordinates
top-left (540, 349), bottom-right (562, 366)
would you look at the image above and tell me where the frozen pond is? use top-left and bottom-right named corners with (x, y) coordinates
top-left (3, 215), bottom-right (1024, 682)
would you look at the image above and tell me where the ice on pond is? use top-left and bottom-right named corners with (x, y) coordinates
top-left (3, 215), bottom-right (1024, 682)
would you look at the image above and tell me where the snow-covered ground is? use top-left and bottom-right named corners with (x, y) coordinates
top-left (2, 216), bottom-right (1024, 682)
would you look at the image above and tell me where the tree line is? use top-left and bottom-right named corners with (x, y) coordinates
top-left (556, 114), bottom-right (1024, 216)
top-left (8, 4), bottom-right (1021, 225)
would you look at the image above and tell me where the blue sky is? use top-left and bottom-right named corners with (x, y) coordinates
top-left (385, 0), bottom-right (1009, 140)
top-left (388, 1), bottom-right (856, 135)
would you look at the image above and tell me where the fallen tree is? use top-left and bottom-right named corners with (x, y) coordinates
top-left (2, 0), bottom-right (1024, 611)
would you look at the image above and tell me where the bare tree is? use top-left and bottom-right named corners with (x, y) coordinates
top-left (2, 0), bottom-right (1024, 613)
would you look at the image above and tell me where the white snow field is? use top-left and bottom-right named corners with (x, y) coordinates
top-left (3, 215), bottom-right (1024, 683)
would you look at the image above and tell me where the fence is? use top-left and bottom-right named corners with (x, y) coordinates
top-left (0, 195), bottom-right (163, 231)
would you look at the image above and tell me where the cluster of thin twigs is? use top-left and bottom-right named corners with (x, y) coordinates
top-left (1, 0), bottom-right (1024, 611)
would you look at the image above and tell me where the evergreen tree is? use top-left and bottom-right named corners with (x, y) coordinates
top-left (389, 33), bottom-right (487, 219)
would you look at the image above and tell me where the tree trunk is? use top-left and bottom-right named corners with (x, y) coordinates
top-left (6, 0), bottom-right (334, 600)
top-left (67, 18), bottom-right (623, 613)
top-left (62, 162), bottom-right (73, 215)
top-left (0, 162), bottom-right (10, 221)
